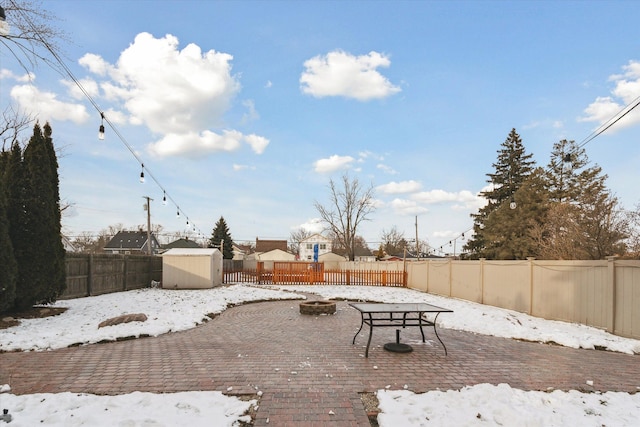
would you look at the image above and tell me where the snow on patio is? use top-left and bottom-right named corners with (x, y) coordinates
top-left (1, 283), bottom-right (639, 426)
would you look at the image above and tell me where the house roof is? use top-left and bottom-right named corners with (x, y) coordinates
top-left (104, 231), bottom-right (158, 250)
top-left (319, 252), bottom-right (347, 261)
top-left (255, 238), bottom-right (287, 252)
top-left (164, 238), bottom-right (201, 249)
top-left (300, 233), bottom-right (331, 243)
top-left (233, 243), bottom-right (253, 254)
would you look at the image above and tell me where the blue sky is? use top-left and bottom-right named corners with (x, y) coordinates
top-left (1, 0), bottom-right (639, 253)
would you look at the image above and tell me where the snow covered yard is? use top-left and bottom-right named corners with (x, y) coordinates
top-left (1, 283), bottom-right (640, 426)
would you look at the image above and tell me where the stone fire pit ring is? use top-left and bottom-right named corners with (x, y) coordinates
top-left (299, 300), bottom-right (337, 315)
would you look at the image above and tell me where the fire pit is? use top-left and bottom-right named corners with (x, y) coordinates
top-left (299, 300), bottom-right (336, 315)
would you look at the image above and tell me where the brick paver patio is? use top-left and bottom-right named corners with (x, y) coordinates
top-left (1, 297), bottom-right (639, 426)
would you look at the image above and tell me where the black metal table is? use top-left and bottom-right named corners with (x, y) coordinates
top-left (349, 303), bottom-right (453, 357)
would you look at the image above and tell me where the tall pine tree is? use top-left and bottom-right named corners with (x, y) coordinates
top-left (9, 123), bottom-right (66, 309)
top-left (538, 139), bottom-right (627, 259)
top-left (480, 168), bottom-right (549, 259)
top-left (5, 141), bottom-right (32, 309)
top-left (0, 149), bottom-right (18, 313)
top-left (209, 216), bottom-right (234, 259)
top-left (464, 128), bottom-right (536, 259)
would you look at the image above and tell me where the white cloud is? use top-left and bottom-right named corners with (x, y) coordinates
top-left (76, 32), bottom-right (271, 159)
top-left (377, 180), bottom-right (422, 194)
top-left (102, 108), bottom-right (128, 125)
top-left (580, 60), bottom-right (640, 130)
top-left (62, 77), bottom-right (100, 100)
top-left (233, 164), bottom-right (255, 171)
top-left (0, 69), bottom-right (33, 82)
top-left (148, 129), bottom-right (243, 158)
top-left (300, 50), bottom-right (401, 100)
top-left (241, 99), bottom-right (259, 123)
top-left (78, 53), bottom-right (112, 76)
top-left (297, 218), bottom-right (324, 234)
top-left (376, 164), bottom-right (397, 174)
top-left (313, 154), bottom-right (355, 173)
top-left (411, 189), bottom-right (479, 204)
top-left (433, 230), bottom-right (459, 240)
top-left (244, 134), bottom-right (269, 154)
top-left (389, 198), bottom-right (429, 216)
top-left (10, 84), bottom-right (89, 124)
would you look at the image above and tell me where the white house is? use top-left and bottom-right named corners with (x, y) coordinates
top-left (299, 234), bottom-right (332, 261)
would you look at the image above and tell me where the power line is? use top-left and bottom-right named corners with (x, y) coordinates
top-left (7, 0), bottom-right (206, 240)
top-left (450, 93), bottom-right (640, 257)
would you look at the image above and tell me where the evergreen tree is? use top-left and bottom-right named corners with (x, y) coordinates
top-left (10, 123), bottom-right (66, 309)
top-left (0, 150), bottom-right (18, 313)
top-left (464, 128), bottom-right (536, 258)
top-left (546, 139), bottom-right (601, 203)
top-left (480, 168), bottom-right (549, 259)
top-left (538, 139), bottom-right (627, 259)
top-left (209, 216), bottom-right (234, 259)
top-left (5, 141), bottom-right (32, 310)
top-left (41, 123), bottom-right (66, 299)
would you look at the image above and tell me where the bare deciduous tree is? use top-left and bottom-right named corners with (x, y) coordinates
top-left (1, 106), bottom-right (34, 150)
top-left (314, 173), bottom-right (375, 261)
top-left (0, 0), bottom-right (67, 74)
top-left (288, 227), bottom-right (313, 256)
top-left (379, 225), bottom-right (409, 257)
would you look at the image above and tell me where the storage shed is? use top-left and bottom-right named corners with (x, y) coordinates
top-left (161, 248), bottom-right (223, 289)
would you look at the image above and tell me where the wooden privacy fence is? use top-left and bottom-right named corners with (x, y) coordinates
top-left (63, 253), bottom-right (162, 299)
top-left (223, 261), bottom-right (406, 286)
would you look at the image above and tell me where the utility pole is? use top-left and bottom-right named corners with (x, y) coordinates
top-left (143, 196), bottom-right (153, 255)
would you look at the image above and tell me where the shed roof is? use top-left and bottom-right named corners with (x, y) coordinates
top-left (162, 248), bottom-right (219, 256)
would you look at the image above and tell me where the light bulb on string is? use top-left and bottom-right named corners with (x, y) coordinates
top-left (98, 112), bottom-right (105, 140)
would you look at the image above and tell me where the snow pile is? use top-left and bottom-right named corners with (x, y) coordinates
top-left (0, 284), bottom-right (304, 352)
top-left (0, 389), bottom-right (255, 426)
top-left (377, 383), bottom-right (640, 427)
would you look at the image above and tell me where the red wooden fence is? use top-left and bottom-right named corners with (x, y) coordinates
top-left (223, 262), bottom-right (406, 287)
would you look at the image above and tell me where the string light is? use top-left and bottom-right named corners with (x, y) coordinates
top-left (98, 112), bottom-right (105, 140)
top-left (6, 3), bottom-right (208, 243)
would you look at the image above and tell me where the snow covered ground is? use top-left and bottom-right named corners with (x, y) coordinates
top-left (1, 283), bottom-right (639, 426)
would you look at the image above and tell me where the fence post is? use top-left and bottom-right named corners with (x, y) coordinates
top-left (123, 255), bottom-right (128, 291)
top-left (480, 258), bottom-right (485, 305)
top-left (527, 257), bottom-right (535, 316)
top-left (87, 254), bottom-right (93, 296)
top-left (607, 256), bottom-right (617, 334)
top-left (148, 255), bottom-right (153, 288)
